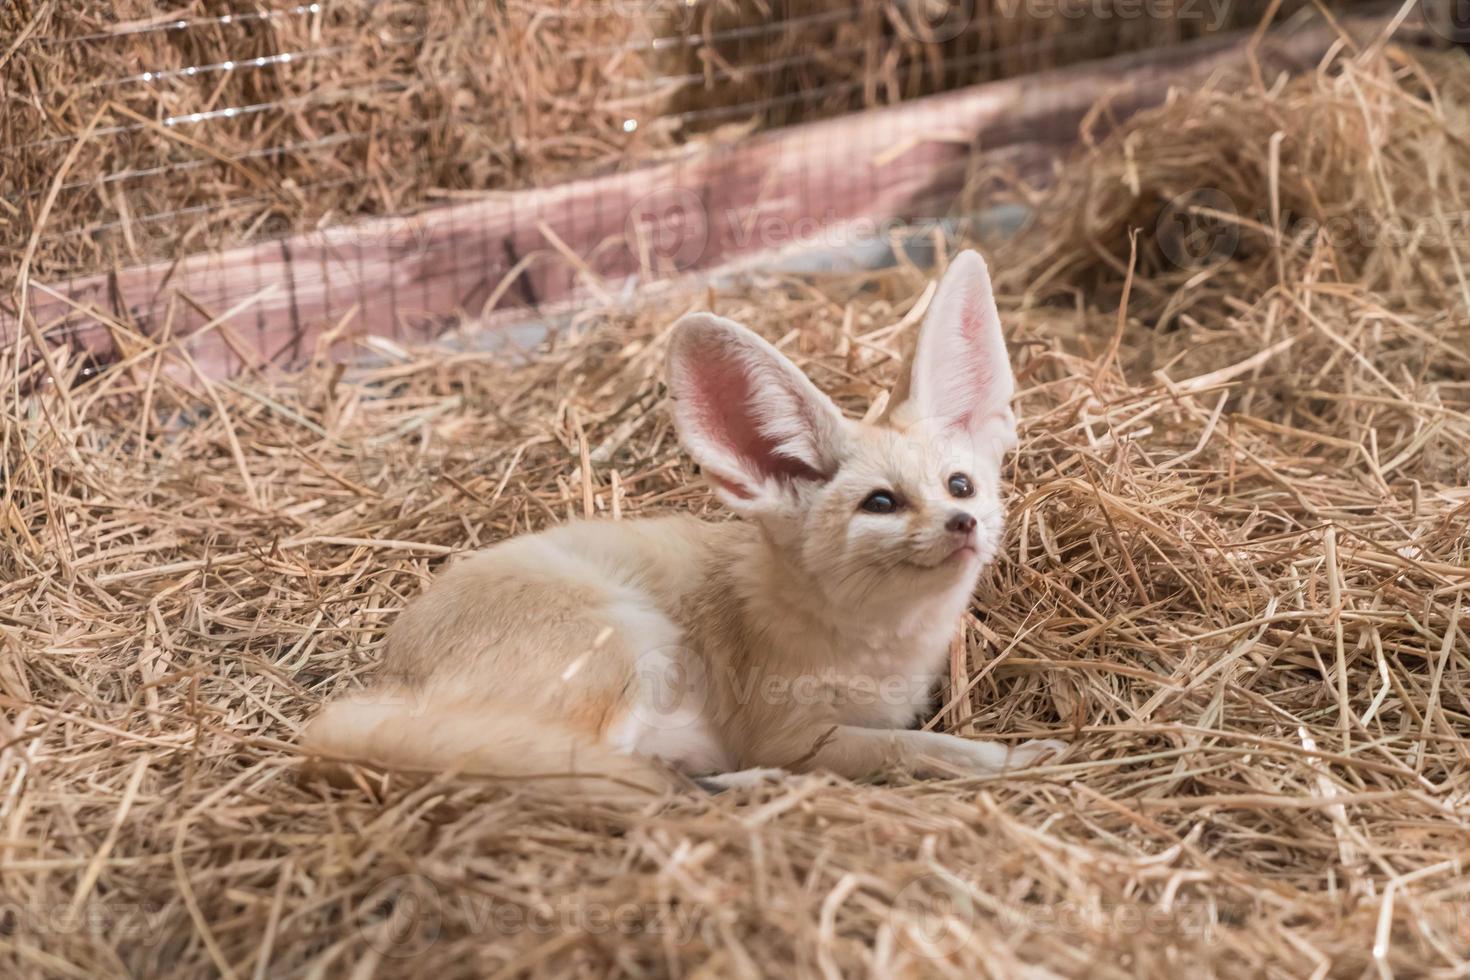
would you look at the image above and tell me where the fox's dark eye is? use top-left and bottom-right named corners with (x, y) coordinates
top-left (947, 473), bottom-right (974, 498)
top-left (860, 490), bottom-right (899, 514)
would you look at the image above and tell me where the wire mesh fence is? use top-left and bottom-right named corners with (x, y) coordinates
top-left (6, 1), bottom-right (1355, 280)
top-left (3, 0), bottom-right (1427, 383)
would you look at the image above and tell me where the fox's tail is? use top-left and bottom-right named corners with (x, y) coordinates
top-left (300, 688), bottom-right (678, 799)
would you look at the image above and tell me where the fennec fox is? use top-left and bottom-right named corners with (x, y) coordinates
top-left (304, 251), bottom-right (1064, 795)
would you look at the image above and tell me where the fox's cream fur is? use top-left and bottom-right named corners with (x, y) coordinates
top-left (303, 251), bottom-right (1064, 796)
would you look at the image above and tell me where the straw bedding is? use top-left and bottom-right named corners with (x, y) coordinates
top-left (4, 41), bottom-right (1470, 980)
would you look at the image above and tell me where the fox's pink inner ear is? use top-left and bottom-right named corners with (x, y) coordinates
top-left (667, 314), bottom-right (846, 503)
top-left (906, 250), bottom-right (1015, 438)
top-left (940, 283), bottom-right (1005, 430)
top-left (682, 343), bottom-right (826, 494)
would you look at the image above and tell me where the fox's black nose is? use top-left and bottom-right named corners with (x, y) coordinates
top-left (945, 512), bottom-right (977, 535)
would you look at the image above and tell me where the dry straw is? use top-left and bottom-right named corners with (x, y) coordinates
top-left (3, 0), bottom-right (1326, 284)
top-left (4, 34), bottom-right (1470, 980)
top-left (1, 0), bottom-right (670, 283)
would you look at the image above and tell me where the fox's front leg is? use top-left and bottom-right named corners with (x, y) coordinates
top-left (762, 722), bottom-right (1065, 780)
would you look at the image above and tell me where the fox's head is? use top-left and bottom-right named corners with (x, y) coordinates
top-left (667, 250), bottom-right (1017, 614)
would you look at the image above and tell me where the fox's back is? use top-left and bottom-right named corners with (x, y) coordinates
top-left (379, 514), bottom-right (729, 685)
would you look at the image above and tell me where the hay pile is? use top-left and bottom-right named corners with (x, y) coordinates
top-left (4, 0), bottom-right (1347, 286)
top-left (5, 40), bottom-right (1470, 979)
top-left (2, 0), bottom-right (671, 284)
top-left (662, 0), bottom-right (1327, 133)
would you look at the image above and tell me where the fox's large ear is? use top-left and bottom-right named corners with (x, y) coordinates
top-left (667, 313), bottom-right (846, 511)
top-left (886, 249), bottom-right (1016, 454)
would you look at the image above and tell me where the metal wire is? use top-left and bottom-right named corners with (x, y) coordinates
top-left (664, 28), bottom-right (1183, 126)
top-left (7, 18), bottom-right (1143, 166)
top-left (2, 76), bottom-right (427, 158)
top-left (10, 19), bottom-right (1224, 225)
top-left (15, 0), bottom-right (1288, 303)
top-left (49, 173), bottom-right (369, 241)
top-left (7, 21), bottom-right (474, 103)
top-left (11, 48), bottom-right (330, 103)
top-left (38, 131), bottom-right (977, 251)
top-left (10, 125), bottom-right (427, 204)
top-left (28, 3), bottom-right (324, 48)
top-left (614, 21), bottom-right (1156, 93)
top-left (565, 7), bottom-right (855, 58)
top-left (26, 3), bottom-right (851, 65)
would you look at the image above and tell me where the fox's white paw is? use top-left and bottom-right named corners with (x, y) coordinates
top-left (904, 731), bottom-right (1009, 776)
top-left (696, 767), bottom-right (785, 793)
top-left (907, 733), bottom-right (1067, 776)
top-left (1006, 738), bottom-right (1067, 768)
